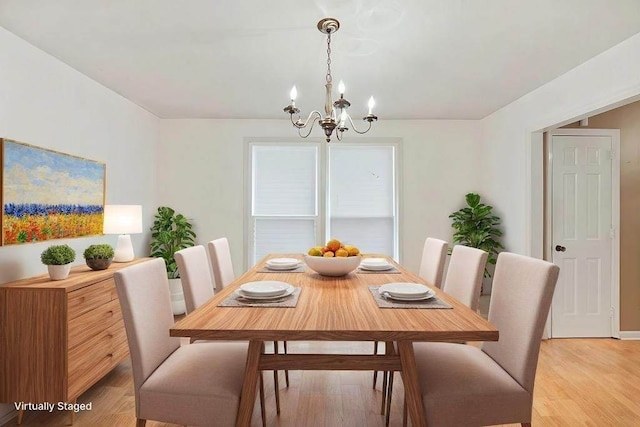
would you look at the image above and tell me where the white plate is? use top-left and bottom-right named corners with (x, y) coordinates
top-left (267, 258), bottom-right (300, 266)
top-left (360, 263), bottom-right (393, 271)
top-left (236, 285), bottom-right (295, 300)
top-left (361, 257), bottom-right (389, 266)
top-left (265, 262), bottom-right (301, 271)
top-left (379, 290), bottom-right (435, 302)
top-left (379, 283), bottom-right (431, 298)
top-left (240, 281), bottom-right (290, 297)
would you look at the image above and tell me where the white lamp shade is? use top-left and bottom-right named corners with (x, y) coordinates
top-left (103, 205), bottom-right (143, 235)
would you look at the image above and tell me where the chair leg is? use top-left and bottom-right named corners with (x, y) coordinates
top-left (283, 340), bottom-right (290, 387)
top-left (17, 409), bottom-right (24, 425)
top-left (384, 340), bottom-right (397, 420)
top-left (385, 371), bottom-right (394, 427)
top-left (259, 372), bottom-right (266, 427)
top-left (402, 398), bottom-right (407, 427)
top-left (380, 371), bottom-right (388, 415)
top-left (273, 341), bottom-right (281, 415)
top-left (136, 419), bottom-right (146, 427)
top-left (372, 341), bottom-right (379, 388)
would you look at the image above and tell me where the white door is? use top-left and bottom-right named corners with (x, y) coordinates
top-left (550, 131), bottom-right (618, 338)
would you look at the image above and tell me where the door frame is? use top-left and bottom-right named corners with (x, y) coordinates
top-left (546, 128), bottom-right (620, 338)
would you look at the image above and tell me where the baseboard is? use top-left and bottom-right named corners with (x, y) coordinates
top-left (619, 331), bottom-right (640, 340)
top-left (0, 409), bottom-right (17, 425)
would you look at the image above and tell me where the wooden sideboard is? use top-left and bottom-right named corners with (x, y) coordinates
top-left (0, 259), bottom-right (148, 405)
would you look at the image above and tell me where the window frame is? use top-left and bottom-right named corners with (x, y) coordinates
top-left (244, 137), bottom-right (401, 270)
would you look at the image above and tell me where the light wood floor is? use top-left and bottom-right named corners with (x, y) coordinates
top-left (3, 338), bottom-right (640, 426)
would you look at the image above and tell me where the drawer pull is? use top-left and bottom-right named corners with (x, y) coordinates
top-left (107, 353), bottom-right (114, 358)
top-left (107, 310), bottom-right (114, 316)
top-left (107, 334), bottom-right (113, 339)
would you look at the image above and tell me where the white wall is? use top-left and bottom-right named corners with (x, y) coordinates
top-left (481, 32), bottom-right (640, 256)
top-left (0, 27), bottom-right (159, 420)
top-left (158, 119), bottom-right (481, 275)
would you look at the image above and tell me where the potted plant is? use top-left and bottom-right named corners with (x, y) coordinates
top-left (449, 193), bottom-right (504, 279)
top-left (149, 206), bottom-right (196, 314)
top-left (83, 244), bottom-right (115, 271)
top-left (41, 244), bottom-right (76, 280)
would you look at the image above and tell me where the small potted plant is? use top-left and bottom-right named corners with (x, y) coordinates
top-left (41, 244), bottom-right (76, 280)
top-left (83, 244), bottom-right (115, 271)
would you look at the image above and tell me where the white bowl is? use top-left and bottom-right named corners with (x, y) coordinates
top-left (303, 255), bottom-right (361, 277)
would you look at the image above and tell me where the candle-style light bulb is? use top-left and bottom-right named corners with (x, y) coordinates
top-left (290, 86), bottom-right (297, 107)
top-left (338, 80), bottom-right (345, 97)
top-left (368, 96), bottom-right (375, 115)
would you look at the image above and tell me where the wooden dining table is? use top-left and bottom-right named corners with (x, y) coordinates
top-left (170, 254), bottom-right (499, 427)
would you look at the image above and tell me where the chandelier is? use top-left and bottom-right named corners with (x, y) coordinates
top-left (283, 18), bottom-right (378, 143)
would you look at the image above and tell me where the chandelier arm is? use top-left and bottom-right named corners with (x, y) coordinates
top-left (295, 112), bottom-right (322, 138)
top-left (291, 110), bottom-right (323, 129)
top-left (345, 113), bottom-right (373, 135)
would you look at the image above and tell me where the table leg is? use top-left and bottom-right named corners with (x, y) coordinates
top-left (236, 340), bottom-right (263, 427)
top-left (397, 341), bottom-right (427, 427)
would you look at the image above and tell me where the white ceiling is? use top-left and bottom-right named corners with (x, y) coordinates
top-left (1, 0), bottom-right (640, 119)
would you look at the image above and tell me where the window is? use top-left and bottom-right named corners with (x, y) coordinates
top-left (247, 141), bottom-right (399, 267)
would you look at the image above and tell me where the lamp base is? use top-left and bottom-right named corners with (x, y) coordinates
top-left (113, 234), bottom-right (135, 262)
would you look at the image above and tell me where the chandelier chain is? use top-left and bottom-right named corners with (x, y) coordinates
top-left (326, 33), bottom-right (332, 84)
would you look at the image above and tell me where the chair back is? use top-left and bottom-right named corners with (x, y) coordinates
top-left (114, 259), bottom-right (180, 407)
top-left (175, 245), bottom-right (215, 313)
top-left (481, 252), bottom-right (559, 393)
top-left (418, 237), bottom-right (448, 288)
top-left (443, 245), bottom-right (487, 311)
top-left (208, 237), bottom-right (235, 292)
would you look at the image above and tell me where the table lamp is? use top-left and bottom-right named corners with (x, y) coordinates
top-left (103, 204), bottom-right (143, 262)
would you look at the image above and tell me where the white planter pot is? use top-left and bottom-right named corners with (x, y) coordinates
top-left (48, 264), bottom-right (71, 281)
top-left (168, 278), bottom-right (186, 315)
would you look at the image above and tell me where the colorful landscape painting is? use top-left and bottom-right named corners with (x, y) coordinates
top-left (1, 139), bottom-right (105, 245)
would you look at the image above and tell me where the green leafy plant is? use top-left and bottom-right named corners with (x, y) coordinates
top-left (40, 244), bottom-right (76, 265)
top-left (83, 244), bottom-right (114, 260)
top-left (449, 193), bottom-right (503, 277)
top-left (149, 206), bottom-right (196, 278)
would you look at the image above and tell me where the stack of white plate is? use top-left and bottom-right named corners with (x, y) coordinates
top-left (378, 282), bottom-right (435, 301)
top-left (236, 281), bottom-right (295, 300)
top-left (265, 258), bottom-right (302, 271)
top-left (360, 258), bottom-right (393, 271)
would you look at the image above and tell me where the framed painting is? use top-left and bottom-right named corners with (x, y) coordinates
top-left (0, 139), bottom-right (106, 245)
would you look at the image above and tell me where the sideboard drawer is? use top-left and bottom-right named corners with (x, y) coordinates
top-left (68, 299), bottom-right (123, 350)
top-left (67, 323), bottom-right (127, 399)
top-left (67, 278), bottom-right (115, 319)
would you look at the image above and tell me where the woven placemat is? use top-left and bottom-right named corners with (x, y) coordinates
top-left (356, 266), bottom-right (401, 274)
top-left (218, 287), bottom-right (302, 308)
top-left (368, 286), bottom-right (452, 309)
top-left (257, 264), bottom-right (306, 273)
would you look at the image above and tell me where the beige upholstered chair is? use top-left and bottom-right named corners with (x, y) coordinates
top-left (207, 237), bottom-right (289, 413)
top-left (442, 245), bottom-right (487, 312)
top-left (383, 244), bottom-right (488, 424)
top-left (174, 245), bottom-right (214, 313)
top-left (175, 245), bottom-right (270, 425)
top-left (374, 237), bottom-right (449, 398)
top-left (418, 237), bottom-right (449, 288)
top-left (207, 237), bottom-right (235, 293)
top-left (407, 252), bottom-right (560, 426)
top-left (114, 258), bottom-right (252, 427)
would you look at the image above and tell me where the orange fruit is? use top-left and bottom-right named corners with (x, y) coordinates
top-left (326, 239), bottom-right (341, 252)
top-left (345, 245), bottom-right (360, 256)
top-left (335, 248), bottom-right (348, 257)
